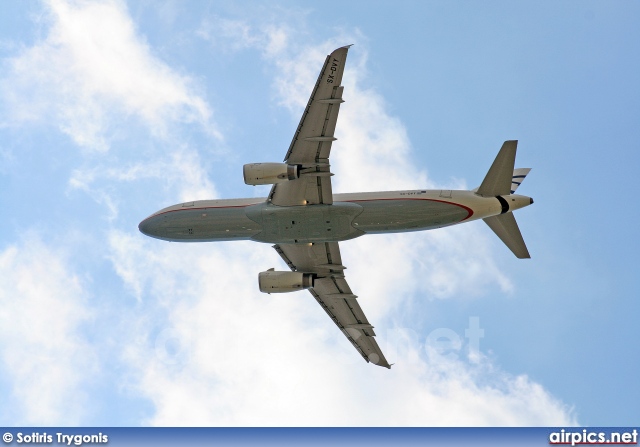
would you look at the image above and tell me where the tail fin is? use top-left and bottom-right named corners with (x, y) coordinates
top-left (483, 212), bottom-right (531, 259)
top-left (511, 168), bottom-right (531, 194)
top-left (476, 140), bottom-right (517, 197)
top-left (477, 140), bottom-right (533, 258)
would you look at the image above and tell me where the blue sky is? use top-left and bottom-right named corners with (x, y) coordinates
top-left (0, 0), bottom-right (638, 426)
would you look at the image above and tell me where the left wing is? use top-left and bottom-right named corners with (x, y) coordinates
top-left (274, 242), bottom-right (391, 368)
top-left (269, 46), bottom-right (351, 206)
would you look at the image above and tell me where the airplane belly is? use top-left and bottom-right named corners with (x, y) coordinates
top-left (350, 198), bottom-right (472, 234)
top-left (245, 202), bottom-right (365, 243)
top-left (147, 206), bottom-right (261, 242)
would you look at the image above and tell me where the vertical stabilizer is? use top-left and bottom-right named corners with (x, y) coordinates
top-left (476, 140), bottom-right (518, 197)
top-left (483, 213), bottom-right (531, 259)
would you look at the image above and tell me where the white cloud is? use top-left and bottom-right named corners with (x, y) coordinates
top-left (0, 0), bottom-right (219, 217)
top-left (197, 16), bottom-right (291, 58)
top-left (1, 0), bottom-right (216, 151)
top-left (68, 144), bottom-right (218, 218)
top-left (0, 235), bottom-right (95, 425)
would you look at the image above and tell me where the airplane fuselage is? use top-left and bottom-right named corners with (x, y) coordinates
top-left (139, 189), bottom-right (532, 244)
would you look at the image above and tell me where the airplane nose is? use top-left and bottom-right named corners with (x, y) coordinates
top-left (138, 214), bottom-right (167, 239)
top-left (138, 219), bottom-right (149, 235)
top-left (530, 197), bottom-right (534, 205)
top-left (138, 217), bottom-right (154, 236)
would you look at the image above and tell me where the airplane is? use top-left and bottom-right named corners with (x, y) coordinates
top-left (138, 46), bottom-right (534, 369)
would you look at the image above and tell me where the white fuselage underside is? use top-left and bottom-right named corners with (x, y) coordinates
top-left (138, 189), bottom-right (530, 244)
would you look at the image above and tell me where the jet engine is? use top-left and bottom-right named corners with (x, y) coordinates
top-left (243, 163), bottom-right (300, 185)
top-left (258, 269), bottom-right (315, 293)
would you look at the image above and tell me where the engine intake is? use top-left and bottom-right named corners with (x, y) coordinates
top-left (258, 269), bottom-right (315, 293)
top-left (243, 163), bottom-right (300, 185)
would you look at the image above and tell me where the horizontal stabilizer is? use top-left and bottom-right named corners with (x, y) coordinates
top-left (476, 140), bottom-right (518, 197)
top-left (483, 213), bottom-right (531, 259)
top-left (511, 168), bottom-right (532, 194)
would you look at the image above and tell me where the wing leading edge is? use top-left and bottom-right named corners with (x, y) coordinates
top-left (273, 242), bottom-right (391, 369)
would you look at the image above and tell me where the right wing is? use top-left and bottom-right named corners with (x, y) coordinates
top-left (274, 242), bottom-right (391, 368)
top-left (268, 46), bottom-right (351, 206)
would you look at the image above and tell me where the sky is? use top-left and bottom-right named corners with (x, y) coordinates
top-left (0, 0), bottom-right (638, 427)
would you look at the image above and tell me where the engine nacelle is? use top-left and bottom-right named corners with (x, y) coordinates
top-left (258, 269), bottom-right (315, 293)
top-left (243, 163), bottom-right (300, 185)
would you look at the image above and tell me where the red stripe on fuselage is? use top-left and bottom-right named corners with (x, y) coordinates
top-left (345, 197), bottom-right (474, 221)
